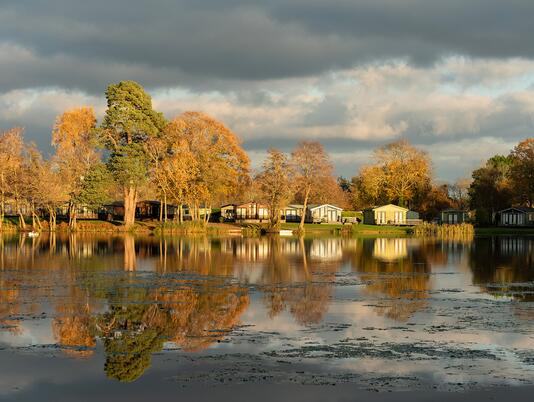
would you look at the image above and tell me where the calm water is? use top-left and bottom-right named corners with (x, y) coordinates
top-left (0, 234), bottom-right (533, 399)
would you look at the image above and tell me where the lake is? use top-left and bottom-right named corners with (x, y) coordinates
top-left (0, 233), bottom-right (533, 401)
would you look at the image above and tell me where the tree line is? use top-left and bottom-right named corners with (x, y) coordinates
top-left (0, 81), bottom-right (345, 231)
top-left (344, 138), bottom-right (533, 224)
top-left (0, 80), bottom-right (532, 231)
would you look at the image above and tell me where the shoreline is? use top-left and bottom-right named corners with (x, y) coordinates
top-left (2, 219), bottom-right (534, 236)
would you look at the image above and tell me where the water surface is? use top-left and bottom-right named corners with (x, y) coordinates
top-left (0, 234), bottom-right (533, 399)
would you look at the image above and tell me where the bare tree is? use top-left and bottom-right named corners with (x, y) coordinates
top-left (291, 141), bottom-right (334, 230)
top-left (255, 149), bottom-right (293, 229)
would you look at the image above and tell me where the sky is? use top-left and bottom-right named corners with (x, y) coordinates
top-left (1, 0), bottom-right (534, 181)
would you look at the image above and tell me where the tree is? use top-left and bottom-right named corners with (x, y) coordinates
top-left (101, 81), bottom-right (166, 228)
top-left (449, 178), bottom-right (471, 210)
top-left (165, 112), bottom-right (249, 221)
top-left (509, 138), bottom-right (534, 207)
top-left (144, 136), bottom-right (170, 221)
top-left (33, 159), bottom-right (68, 231)
top-left (0, 128), bottom-right (24, 230)
top-left (161, 140), bottom-right (198, 223)
top-left (52, 107), bottom-right (99, 230)
top-left (469, 155), bottom-right (512, 225)
top-left (351, 140), bottom-right (432, 209)
top-left (291, 141), bottom-right (334, 230)
top-left (374, 140), bottom-right (431, 207)
top-left (255, 149), bottom-right (293, 229)
top-left (74, 164), bottom-right (113, 211)
top-left (351, 165), bottom-right (388, 209)
top-left (418, 184), bottom-right (453, 220)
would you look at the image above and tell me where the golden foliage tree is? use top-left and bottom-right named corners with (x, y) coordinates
top-left (52, 107), bottom-right (100, 230)
top-left (165, 112), bottom-right (250, 221)
top-left (353, 140), bottom-right (432, 208)
top-left (0, 128), bottom-right (25, 230)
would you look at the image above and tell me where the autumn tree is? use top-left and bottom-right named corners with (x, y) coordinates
top-left (32, 158), bottom-right (68, 231)
top-left (145, 127), bottom-right (198, 223)
top-left (163, 141), bottom-right (198, 223)
top-left (255, 149), bottom-right (293, 229)
top-left (309, 175), bottom-right (351, 209)
top-left (101, 81), bottom-right (166, 228)
top-left (165, 112), bottom-right (249, 221)
top-left (449, 178), bottom-right (471, 210)
top-left (418, 184), bottom-right (453, 220)
top-left (352, 140), bottom-right (432, 209)
top-left (291, 141), bottom-right (334, 230)
top-left (469, 155), bottom-right (512, 224)
top-left (0, 128), bottom-right (25, 230)
top-left (144, 136), bottom-right (170, 221)
top-left (52, 107), bottom-right (100, 230)
top-left (509, 138), bottom-right (534, 207)
top-left (375, 140), bottom-right (431, 207)
top-left (350, 166), bottom-right (388, 209)
top-left (10, 143), bottom-right (57, 230)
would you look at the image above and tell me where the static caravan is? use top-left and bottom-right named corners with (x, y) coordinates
top-left (440, 209), bottom-right (469, 224)
top-left (363, 204), bottom-right (421, 225)
top-left (235, 202), bottom-right (270, 223)
top-left (308, 204), bottom-right (343, 223)
top-left (497, 207), bottom-right (534, 227)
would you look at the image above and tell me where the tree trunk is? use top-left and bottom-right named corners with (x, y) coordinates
top-left (164, 195), bottom-right (168, 223)
top-left (269, 201), bottom-right (280, 229)
top-left (18, 207), bottom-right (26, 230)
top-left (69, 204), bottom-right (78, 232)
top-left (204, 203), bottom-right (211, 223)
top-left (299, 186), bottom-right (311, 231)
top-left (48, 208), bottom-right (55, 232)
top-left (123, 186), bottom-right (137, 229)
top-left (159, 197), bottom-right (163, 222)
top-left (32, 208), bottom-right (42, 231)
top-left (0, 194), bottom-right (4, 232)
top-left (179, 204), bottom-right (183, 224)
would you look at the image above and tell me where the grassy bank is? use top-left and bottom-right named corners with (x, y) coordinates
top-left (280, 222), bottom-right (412, 235)
top-left (280, 222), bottom-right (349, 234)
top-left (351, 224), bottom-right (412, 235)
top-left (475, 227), bottom-right (534, 235)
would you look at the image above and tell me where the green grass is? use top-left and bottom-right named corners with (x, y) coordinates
top-left (351, 224), bottom-right (412, 235)
top-left (280, 222), bottom-right (346, 232)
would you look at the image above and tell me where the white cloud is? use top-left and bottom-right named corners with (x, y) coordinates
top-left (1, 57), bottom-right (533, 180)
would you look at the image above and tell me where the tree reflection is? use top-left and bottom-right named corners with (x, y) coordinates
top-left (353, 238), bottom-right (431, 322)
top-left (255, 236), bottom-right (339, 325)
top-left (469, 236), bottom-right (534, 302)
top-left (6, 233), bottom-right (516, 383)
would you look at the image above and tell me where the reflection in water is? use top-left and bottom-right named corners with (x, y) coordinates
top-left (353, 238), bottom-right (431, 322)
top-left (470, 236), bottom-right (534, 302)
top-left (0, 233), bottom-right (533, 384)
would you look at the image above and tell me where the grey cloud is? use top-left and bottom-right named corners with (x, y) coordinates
top-left (1, 1), bottom-right (534, 93)
top-left (302, 96), bottom-right (349, 127)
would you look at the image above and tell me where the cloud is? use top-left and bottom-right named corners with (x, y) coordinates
top-left (1, 1), bottom-right (534, 93)
top-left (1, 1), bottom-right (534, 181)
